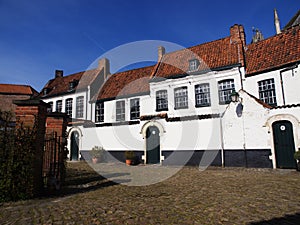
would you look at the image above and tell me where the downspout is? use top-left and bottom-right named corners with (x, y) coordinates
top-left (279, 71), bottom-right (286, 106)
top-left (87, 86), bottom-right (90, 120)
top-left (238, 66), bottom-right (244, 90)
top-left (219, 113), bottom-right (225, 168)
top-left (279, 64), bottom-right (298, 106)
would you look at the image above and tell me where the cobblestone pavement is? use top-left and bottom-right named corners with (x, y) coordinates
top-left (1, 162), bottom-right (300, 224)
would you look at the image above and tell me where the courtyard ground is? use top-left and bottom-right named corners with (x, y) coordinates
top-left (0, 161), bottom-right (300, 224)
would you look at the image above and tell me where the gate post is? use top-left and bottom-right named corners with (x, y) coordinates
top-left (45, 112), bottom-right (69, 188)
top-left (13, 99), bottom-right (48, 197)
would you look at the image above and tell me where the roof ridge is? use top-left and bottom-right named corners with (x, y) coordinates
top-left (163, 36), bottom-right (231, 56)
top-left (111, 64), bottom-right (156, 76)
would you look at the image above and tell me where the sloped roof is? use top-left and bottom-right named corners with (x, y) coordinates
top-left (96, 65), bottom-right (155, 101)
top-left (0, 83), bottom-right (37, 95)
top-left (246, 25), bottom-right (300, 76)
top-left (283, 10), bottom-right (300, 30)
top-left (154, 25), bottom-right (246, 78)
top-left (39, 69), bottom-right (103, 98)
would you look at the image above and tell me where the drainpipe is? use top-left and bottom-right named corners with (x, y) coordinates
top-left (279, 71), bottom-right (286, 106)
top-left (238, 66), bottom-right (244, 90)
top-left (219, 111), bottom-right (225, 168)
top-left (279, 64), bottom-right (298, 106)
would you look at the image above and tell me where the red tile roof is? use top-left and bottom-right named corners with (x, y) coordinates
top-left (96, 65), bottom-right (155, 101)
top-left (246, 25), bottom-right (300, 76)
top-left (39, 69), bottom-right (103, 98)
top-left (155, 25), bottom-right (246, 78)
top-left (0, 84), bottom-right (37, 95)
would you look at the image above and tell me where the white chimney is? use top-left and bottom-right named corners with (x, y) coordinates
top-left (158, 46), bottom-right (165, 61)
top-left (98, 58), bottom-right (110, 80)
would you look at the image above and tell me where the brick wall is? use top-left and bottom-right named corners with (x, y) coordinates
top-left (0, 94), bottom-right (32, 118)
top-left (14, 99), bottom-right (48, 196)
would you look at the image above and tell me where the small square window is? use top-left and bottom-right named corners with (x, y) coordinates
top-left (189, 59), bottom-right (199, 71)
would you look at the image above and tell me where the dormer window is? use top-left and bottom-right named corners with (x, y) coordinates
top-left (69, 80), bottom-right (78, 90)
top-left (189, 59), bottom-right (199, 72)
top-left (43, 88), bottom-right (50, 96)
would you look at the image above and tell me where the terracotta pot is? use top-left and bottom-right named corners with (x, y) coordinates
top-left (126, 159), bottom-right (132, 166)
top-left (92, 157), bottom-right (98, 164)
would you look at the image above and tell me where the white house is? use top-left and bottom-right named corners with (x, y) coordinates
top-left (39, 12), bottom-right (300, 169)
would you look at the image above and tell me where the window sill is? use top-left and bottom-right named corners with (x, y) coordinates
top-left (195, 104), bottom-right (211, 108)
top-left (174, 106), bottom-right (189, 110)
top-left (156, 108), bottom-right (168, 112)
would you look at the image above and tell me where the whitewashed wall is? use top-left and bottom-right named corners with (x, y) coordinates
top-left (243, 65), bottom-right (300, 106)
top-left (43, 90), bottom-right (90, 120)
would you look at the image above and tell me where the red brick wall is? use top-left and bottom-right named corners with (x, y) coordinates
top-left (0, 94), bottom-right (32, 118)
top-left (14, 100), bottom-right (48, 196)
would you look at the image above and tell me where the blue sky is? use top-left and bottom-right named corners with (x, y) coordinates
top-left (0, 0), bottom-right (298, 91)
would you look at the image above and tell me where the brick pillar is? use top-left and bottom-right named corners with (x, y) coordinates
top-left (46, 112), bottom-right (68, 137)
top-left (45, 112), bottom-right (69, 188)
top-left (13, 99), bottom-right (48, 196)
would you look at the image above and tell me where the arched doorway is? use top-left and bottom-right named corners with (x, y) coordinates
top-left (272, 120), bottom-right (297, 169)
top-left (146, 126), bottom-right (160, 164)
top-left (70, 131), bottom-right (79, 161)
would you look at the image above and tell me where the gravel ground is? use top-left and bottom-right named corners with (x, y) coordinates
top-left (0, 161), bottom-right (300, 225)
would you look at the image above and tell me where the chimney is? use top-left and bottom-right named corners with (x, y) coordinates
top-left (230, 24), bottom-right (246, 66)
top-left (98, 58), bottom-right (110, 80)
top-left (158, 46), bottom-right (165, 61)
top-left (274, 8), bottom-right (281, 34)
top-left (230, 24), bottom-right (246, 46)
top-left (55, 70), bottom-right (63, 78)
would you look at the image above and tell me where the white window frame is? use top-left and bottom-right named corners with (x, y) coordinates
top-left (116, 100), bottom-right (125, 121)
top-left (258, 78), bottom-right (277, 107)
top-left (174, 86), bottom-right (188, 109)
top-left (195, 83), bottom-right (211, 107)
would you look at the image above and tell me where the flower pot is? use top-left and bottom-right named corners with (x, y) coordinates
top-left (297, 162), bottom-right (300, 171)
top-left (126, 159), bottom-right (132, 166)
top-left (92, 157), bottom-right (98, 164)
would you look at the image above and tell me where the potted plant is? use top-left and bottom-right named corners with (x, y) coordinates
top-left (90, 146), bottom-right (105, 164)
top-left (294, 150), bottom-right (300, 171)
top-left (125, 150), bottom-right (135, 166)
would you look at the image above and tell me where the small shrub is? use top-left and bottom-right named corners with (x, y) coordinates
top-left (294, 151), bottom-right (300, 160)
top-left (125, 151), bottom-right (135, 160)
top-left (90, 146), bottom-right (105, 160)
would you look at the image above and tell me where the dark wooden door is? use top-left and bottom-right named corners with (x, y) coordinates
top-left (70, 131), bottom-right (79, 161)
top-left (272, 120), bottom-right (297, 169)
top-left (146, 126), bottom-right (160, 164)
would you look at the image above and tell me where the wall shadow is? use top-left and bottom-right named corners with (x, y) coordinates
top-left (249, 212), bottom-right (300, 225)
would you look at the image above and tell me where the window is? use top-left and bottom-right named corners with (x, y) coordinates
top-left (65, 98), bottom-right (73, 117)
top-left (130, 98), bottom-right (140, 120)
top-left (156, 90), bottom-right (168, 111)
top-left (95, 102), bottom-right (104, 122)
top-left (258, 78), bottom-right (277, 107)
top-left (56, 100), bottom-right (62, 112)
top-left (195, 83), bottom-right (211, 107)
top-left (47, 102), bottom-right (53, 113)
top-left (116, 100), bottom-right (125, 121)
top-left (218, 79), bottom-right (235, 104)
top-left (76, 96), bottom-right (84, 118)
top-left (174, 86), bottom-right (188, 109)
top-left (189, 59), bottom-right (199, 71)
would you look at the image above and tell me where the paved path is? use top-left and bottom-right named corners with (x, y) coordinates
top-left (1, 162), bottom-right (300, 224)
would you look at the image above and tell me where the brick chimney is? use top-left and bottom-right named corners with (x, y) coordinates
top-left (230, 24), bottom-right (246, 47)
top-left (230, 24), bottom-right (246, 66)
top-left (158, 46), bottom-right (165, 61)
top-left (98, 58), bottom-right (110, 80)
top-left (55, 70), bottom-right (63, 78)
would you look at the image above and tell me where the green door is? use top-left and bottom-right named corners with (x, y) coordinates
top-left (70, 131), bottom-right (79, 161)
top-left (146, 126), bottom-right (160, 164)
top-left (272, 120), bottom-right (297, 169)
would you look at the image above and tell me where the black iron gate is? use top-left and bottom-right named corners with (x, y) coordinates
top-left (43, 132), bottom-right (66, 190)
